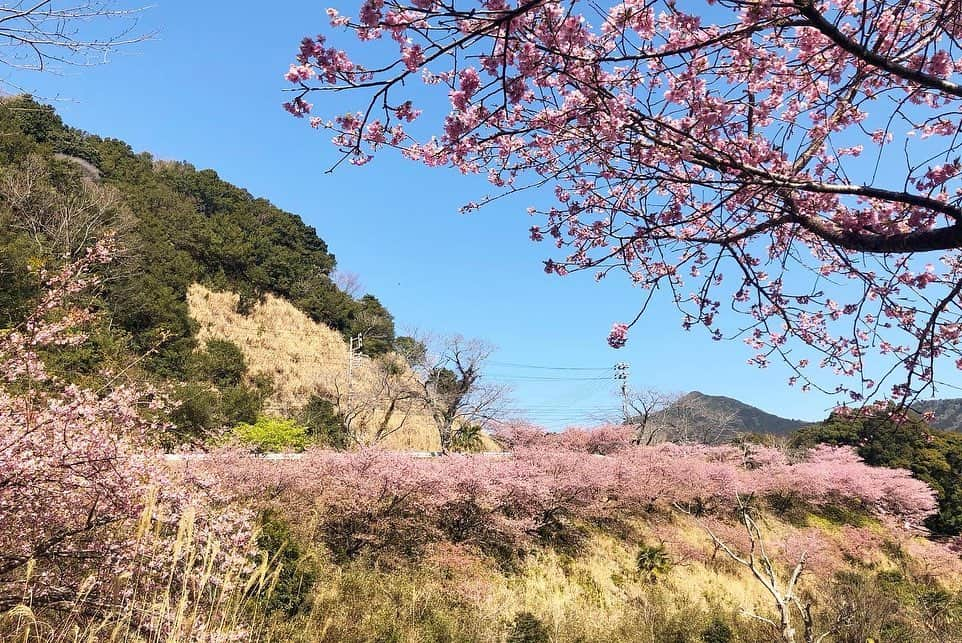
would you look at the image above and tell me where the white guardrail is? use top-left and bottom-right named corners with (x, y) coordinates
top-left (162, 451), bottom-right (510, 461)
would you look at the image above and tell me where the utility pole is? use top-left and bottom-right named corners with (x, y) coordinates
top-left (347, 334), bottom-right (364, 402)
top-left (614, 361), bottom-right (630, 416)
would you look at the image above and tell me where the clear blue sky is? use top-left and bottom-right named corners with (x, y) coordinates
top-left (10, 1), bottom-right (932, 428)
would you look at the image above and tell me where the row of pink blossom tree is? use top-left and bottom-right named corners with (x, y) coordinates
top-left (203, 423), bottom-right (938, 567)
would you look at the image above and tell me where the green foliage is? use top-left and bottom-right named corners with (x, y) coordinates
top-left (192, 338), bottom-right (247, 387)
top-left (636, 542), bottom-right (673, 581)
top-left (0, 95), bottom-right (398, 384)
top-left (255, 510), bottom-right (317, 617)
top-left (299, 395), bottom-right (351, 449)
top-left (234, 416), bottom-right (309, 453)
top-left (169, 384), bottom-right (266, 446)
top-left (169, 383), bottom-right (222, 442)
top-left (792, 409), bottom-right (962, 535)
top-left (219, 383), bottom-right (267, 426)
top-left (507, 612), bottom-right (551, 643)
top-left (349, 294), bottom-right (395, 356)
top-left (0, 226), bottom-right (38, 326)
top-left (450, 424), bottom-right (485, 453)
top-left (394, 335), bottom-right (426, 364)
top-left (700, 617), bottom-right (733, 643)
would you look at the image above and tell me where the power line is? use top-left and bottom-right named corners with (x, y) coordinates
top-left (488, 374), bottom-right (617, 382)
top-left (488, 360), bottom-right (612, 371)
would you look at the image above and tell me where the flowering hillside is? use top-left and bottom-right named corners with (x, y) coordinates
top-left (170, 425), bottom-right (962, 642)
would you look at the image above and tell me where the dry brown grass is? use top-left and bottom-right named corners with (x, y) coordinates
top-left (188, 284), bottom-right (486, 451)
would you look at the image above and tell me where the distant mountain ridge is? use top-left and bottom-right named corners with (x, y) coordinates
top-left (667, 391), bottom-right (962, 436)
top-left (909, 398), bottom-right (962, 431)
top-left (669, 391), bottom-right (810, 436)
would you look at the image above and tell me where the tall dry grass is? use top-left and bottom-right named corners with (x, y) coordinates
top-left (188, 284), bottom-right (444, 451)
top-left (0, 490), bottom-right (274, 643)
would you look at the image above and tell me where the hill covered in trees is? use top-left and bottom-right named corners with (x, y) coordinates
top-left (911, 398), bottom-right (962, 431)
top-left (665, 391), bottom-right (962, 437)
top-left (0, 96), bottom-right (401, 442)
top-left (0, 95), bottom-right (395, 373)
top-left (665, 391), bottom-right (810, 436)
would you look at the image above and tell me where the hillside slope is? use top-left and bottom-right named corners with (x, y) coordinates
top-left (0, 95), bottom-right (395, 378)
top-left (189, 284), bottom-right (447, 451)
top-left (912, 398), bottom-right (962, 431)
top-left (668, 391), bottom-right (810, 436)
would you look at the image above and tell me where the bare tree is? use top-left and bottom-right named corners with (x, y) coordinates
top-left (406, 334), bottom-right (508, 453)
top-left (330, 352), bottom-right (422, 446)
top-left (621, 387), bottom-right (679, 446)
top-left (332, 269), bottom-right (363, 300)
top-left (1, 153), bottom-right (133, 259)
top-left (0, 1), bottom-right (149, 80)
top-left (622, 388), bottom-right (739, 446)
top-left (690, 496), bottom-right (849, 643)
top-left (659, 394), bottom-right (740, 446)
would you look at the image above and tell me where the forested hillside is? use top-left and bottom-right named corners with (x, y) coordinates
top-left (666, 391), bottom-right (809, 436)
top-left (0, 95), bottom-right (394, 373)
top-left (0, 96), bottom-right (399, 441)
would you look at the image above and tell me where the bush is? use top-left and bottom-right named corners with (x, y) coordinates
top-left (299, 395), bottom-right (350, 449)
top-left (450, 424), bottom-right (485, 453)
top-left (636, 542), bottom-right (673, 581)
top-left (700, 617), bottom-right (733, 643)
top-left (170, 380), bottom-right (267, 444)
top-left (255, 510), bottom-right (317, 616)
top-left (507, 612), bottom-right (550, 643)
top-left (193, 338), bottom-right (247, 387)
top-left (170, 383), bottom-right (222, 441)
top-left (220, 382), bottom-right (267, 426)
top-left (234, 416), bottom-right (308, 453)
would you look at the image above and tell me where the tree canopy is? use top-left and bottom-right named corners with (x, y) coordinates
top-left (285, 0), bottom-right (962, 406)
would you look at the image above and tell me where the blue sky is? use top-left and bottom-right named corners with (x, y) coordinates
top-left (8, 0), bottom-right (930, 428)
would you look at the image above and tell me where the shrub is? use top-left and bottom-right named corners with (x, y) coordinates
top-left (170, 382), bottom-right (222, 440)
top-left (636, 542), bottom-right (673, 581)
top-left (220, 383), bottom-right (266, 426)
top-left (193, 338), bottom-right (247, 387)
top-left (450, 423), bottom-right (485, 453)
top-left (200, 427), bottom-right (944, 570)
top-left (255, 510), bottom-right (317, 616)
top-left (700, 617), bottom-right (733, 643)
top-left (235, 416), bottom-right (309, 453)
top-left (793, 410), bottom-right (962, 535)
top-left (507, 612), bottom-right (550, 643)
top-left (299, 394), bottom-right (350, 449)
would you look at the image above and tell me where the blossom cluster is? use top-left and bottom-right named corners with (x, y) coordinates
top-left (0, 244), bottom-right (257, 631)
top-left (286, 0), bottom-right (962, 404)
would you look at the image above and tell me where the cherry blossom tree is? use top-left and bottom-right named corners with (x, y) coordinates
top-left (0, 240), bottom-right (256, 623)
top-left (286, 0), bottom-right (962, 406)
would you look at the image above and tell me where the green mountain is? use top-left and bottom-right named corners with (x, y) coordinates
top-left (668, 391), bottom-right (962, 436)
top-left (667, 391), bottom-right (810, 436)
top-left (0, 96), bottom-right (397, 441)
top-left (0, 95), bottom-right (395, 372)
top-left (908, 398), bottom-right (962, 431)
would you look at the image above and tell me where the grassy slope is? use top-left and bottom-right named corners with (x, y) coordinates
top-left (189, 283), bottom-right (450, 451)
top-left (257, 511), bottom-right (961, 642)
